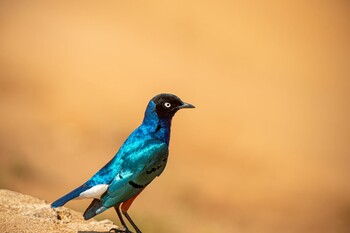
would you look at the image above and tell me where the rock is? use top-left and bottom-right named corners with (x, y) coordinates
top-left (0, 189), bottom-right (118, 233)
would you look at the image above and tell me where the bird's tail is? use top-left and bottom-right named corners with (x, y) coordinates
top-left (83, 198), bottom-right (108, 220)
top-left (51, 184), bottom-right (90, 208)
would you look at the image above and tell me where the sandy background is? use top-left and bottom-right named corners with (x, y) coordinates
top-left (0, 1), bottom-right (349, 233)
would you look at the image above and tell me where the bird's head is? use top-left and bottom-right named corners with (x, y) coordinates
top-left (150, 93), bottom-right (195, 119)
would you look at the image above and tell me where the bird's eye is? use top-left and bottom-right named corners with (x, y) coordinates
top-left (164, 102), bottom-right (171, 108)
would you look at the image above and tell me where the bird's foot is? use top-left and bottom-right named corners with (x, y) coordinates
top-left (109, 227), bottom-right (133, 233)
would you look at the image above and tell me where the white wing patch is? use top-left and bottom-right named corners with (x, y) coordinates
top-left (77, 184), bottom-right (109, 199)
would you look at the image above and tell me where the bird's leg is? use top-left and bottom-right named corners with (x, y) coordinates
top-left (121, 191), bottom-right (143, 233)
top-left (122, 211), bottom-right (142, 233)
top-left (109, 204), bottom-right (132, 233)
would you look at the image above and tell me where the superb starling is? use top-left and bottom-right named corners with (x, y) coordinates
top-left (51, 93), bottom-right (195, 233)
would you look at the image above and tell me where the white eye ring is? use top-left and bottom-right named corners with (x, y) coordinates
top-left (164, 102), bottom-right (171, 108)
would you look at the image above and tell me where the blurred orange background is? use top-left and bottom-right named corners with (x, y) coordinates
top-left (0, 1), bottom-right (349, 233)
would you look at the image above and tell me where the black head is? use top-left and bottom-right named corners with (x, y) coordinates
top-left (152, 93), bottom-right (195, 118)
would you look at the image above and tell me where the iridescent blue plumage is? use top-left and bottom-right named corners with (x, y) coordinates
top-left (51, 93), bottom-right (194, 233)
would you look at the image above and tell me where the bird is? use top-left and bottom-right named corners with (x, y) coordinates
top-left (51, 93), bottom-right (195, 233)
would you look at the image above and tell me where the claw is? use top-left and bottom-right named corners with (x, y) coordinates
top-left (109, 228), bottom-right (133, 233)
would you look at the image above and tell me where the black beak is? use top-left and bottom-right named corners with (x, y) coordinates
top-left (179, 102), bottom-right (195, 109)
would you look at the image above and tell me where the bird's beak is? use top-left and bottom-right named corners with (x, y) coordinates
top-left (179, 102), bottom-right (195, 109)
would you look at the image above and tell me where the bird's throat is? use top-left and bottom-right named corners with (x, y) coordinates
top-left (153, 118), bottom-right (171, 145)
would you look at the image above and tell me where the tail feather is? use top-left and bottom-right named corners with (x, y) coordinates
top-left (83, 198), bottom-right (107, 220)
top-left (51, 184), bottom-right (90, 208)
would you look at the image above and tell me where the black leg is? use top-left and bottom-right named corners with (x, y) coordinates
top-left (109, 204), bottom-right (132, 233)
top-left (123, 211), bottom-right (142, 233)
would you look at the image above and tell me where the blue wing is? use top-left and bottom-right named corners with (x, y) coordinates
top-left (84, 139), bottom-right (169, 219)
top-left (103, 140), bottom-right (168, 206)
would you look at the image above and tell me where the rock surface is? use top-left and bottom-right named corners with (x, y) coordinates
top-left (0, 189), bottom-right (118, 233)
